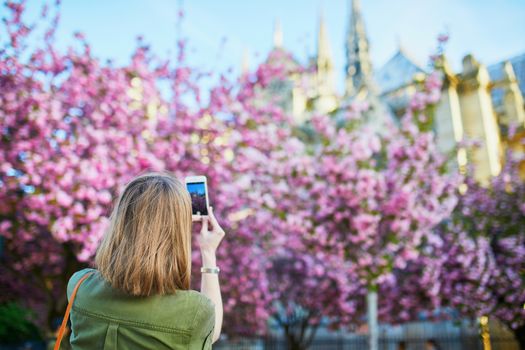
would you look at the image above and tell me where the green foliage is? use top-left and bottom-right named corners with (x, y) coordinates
top-left (0, 302), bottom-right (42, 343)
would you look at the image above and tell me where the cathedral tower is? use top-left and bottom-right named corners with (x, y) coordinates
top-left (314, 13), bottom-right (338, 113)
top-left (345, 0), bottom-right (373, 96)
top-left (317, 13), bottom-right (335, 95)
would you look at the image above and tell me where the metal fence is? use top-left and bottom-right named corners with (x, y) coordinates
top-left (0, 335), bottom-right (517, 350)
top-left (214, 335), bottom-right (519, 350)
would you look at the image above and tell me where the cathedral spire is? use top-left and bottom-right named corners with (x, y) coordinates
top-left (317, 13), bottom-right (332, 65)
top-left (273, 19), bottom-right (283, 48)
top-left (345, 0), bottom-right (373, 96)
top-left (316, 12), bottom-right (335, 96)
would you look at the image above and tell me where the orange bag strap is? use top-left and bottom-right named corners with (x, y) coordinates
top-left (54, 271), bottom-right (94, 350)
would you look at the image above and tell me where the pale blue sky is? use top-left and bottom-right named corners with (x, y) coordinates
top-left (18, 0), bottom-right (525, 93)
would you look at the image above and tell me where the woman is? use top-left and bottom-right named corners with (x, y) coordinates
top-left (65, 172), bottom-right (225, 349)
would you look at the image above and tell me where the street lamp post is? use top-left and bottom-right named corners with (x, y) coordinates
top-left (479, 315), bottom-right (492, 350)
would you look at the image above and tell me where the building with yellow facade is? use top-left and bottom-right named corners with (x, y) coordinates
top-left (263, 0), bottom-right (525, 183)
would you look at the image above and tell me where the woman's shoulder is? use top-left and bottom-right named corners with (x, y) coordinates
top-left (184, 290), bottom-right (214, 313)
top-left (66, 268), bottom-right (98, 300)
top-left (163, 290), bottom-right (215, 331)
top-left (148, 290), bottom-right (214, 334)
top-left (182, 290), bottom-right (215, 337)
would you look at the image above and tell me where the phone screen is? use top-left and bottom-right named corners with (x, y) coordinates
top-left (186, 182), bottom-right (208, 215)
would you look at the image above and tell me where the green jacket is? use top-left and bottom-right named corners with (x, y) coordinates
top-left (64, 268), bottom-right (215, 349)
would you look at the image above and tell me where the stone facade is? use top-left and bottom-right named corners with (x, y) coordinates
top-left (262, 0), bottom-right (525, 182)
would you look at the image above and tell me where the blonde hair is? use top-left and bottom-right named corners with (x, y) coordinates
top-left (95, 172), bottom-right (192, 296)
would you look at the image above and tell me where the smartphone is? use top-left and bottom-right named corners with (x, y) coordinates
top-left (184, 175), bottom-right (209, 216)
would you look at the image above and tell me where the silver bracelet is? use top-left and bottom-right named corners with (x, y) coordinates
top-left (201, 266), bottom-right (220, 274)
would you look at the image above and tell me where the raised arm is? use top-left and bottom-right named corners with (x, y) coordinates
top-left (197, 207), bottom-right (225, 343)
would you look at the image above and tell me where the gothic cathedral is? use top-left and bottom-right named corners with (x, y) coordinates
top-left (261, 0), bottom-right (525, 183)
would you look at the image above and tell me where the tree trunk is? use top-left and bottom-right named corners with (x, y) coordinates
top-left (367, 290), bottom-right (378, 350)
top-left (286, 338), bottom-right (303, 350)
top-left (284, 325), bottom-right (304, 350)
top-left (281, 315), bottom-right (319, 350)
top-left (513, 324), bottom-right (525, 350)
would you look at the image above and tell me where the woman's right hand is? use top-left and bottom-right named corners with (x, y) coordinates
top-left (197, 207), bottom-right (224, 344)
top-left (197, 206), bottom-right (225, 255)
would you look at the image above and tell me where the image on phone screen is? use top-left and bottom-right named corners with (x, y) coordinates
top-left (186, 182), bottom-right (208, 215)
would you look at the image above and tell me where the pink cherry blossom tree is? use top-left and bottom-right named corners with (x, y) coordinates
top-left (0, 1), bottom-right (278, 338)
top-left (378, 144), bottom-right (525, 347)
top-left (219, 52), bottom-right (367, 346)
top-left (1, 0), bottom-right (171, 331)
top-left (218, 40), bottom-right (460, 348)
top-left (439, 143), bottom-right (525, 347)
